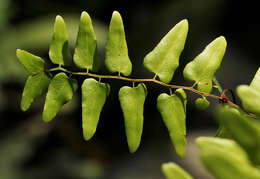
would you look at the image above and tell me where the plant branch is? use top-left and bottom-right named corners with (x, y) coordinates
top-left (48, 66), bottom-right (249, 115)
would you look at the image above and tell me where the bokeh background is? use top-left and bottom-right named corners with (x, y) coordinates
top-left (0, 0), bottom-right (259, 178)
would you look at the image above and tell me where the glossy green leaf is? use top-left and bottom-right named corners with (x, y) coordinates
top-left (21, 73), bottom-right (50, 111)
top-left (183, 36), bottom-right (227, 93)
top-left (144, 20), bottom-right (188, 83)
top-left (157, 89), bottom-right (187, 157)
top-left (162, 162), bottom-right (193, 179)
top-left (16, 49), bottom-right (45, 75)
top-left (49, 15), bottom-right (72, 66)
top-left (196, 137), bottom-right (260, 179)
top-left (237, 85), bottom-right (260, 116)
top-left (73, 11), bottom-right (100, 72)
top-left (105, 11), bottom-right (132, 76)
top-left (82, 78), bottom-right (110, 140)
top-left (195, 97), bottom-right (210, 111)
top-left (119, 83), bottom-right (147, 153)
top-left (250, 67), bottom-right (260, 92)
top-left (42, 73), bottom-right (77, 122)
top-left (216, 106), bottom-right (260, 164)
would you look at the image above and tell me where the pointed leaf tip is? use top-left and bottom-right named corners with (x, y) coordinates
top-left (143, 19), bottom-right (188, 83)
top-left (73, 11), bottom-right (100, 72)
top-left (237, 85), bottom-right (260, 116)
top-left (16, 49), bottom-right (46, 75)
top-left (250, 67), bottom-right (260, 92)
top-left (183, 36), bottom-right (227, 93)
top-left (49, 15), bottom-right (72, 66)
top-left (105, 11), bottom-right (132, 76)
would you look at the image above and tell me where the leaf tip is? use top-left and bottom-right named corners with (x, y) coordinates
top-left (111, 10), bottom-right (123, 23)
top-left (112, 10), bottom-right (121, 18)
top-left (55, 15), bottom-right (64, 22)
top-left (214, 36), bottom-right (227, 48)
top-left (179, 19), bottom-right (189, 28)
top-left (81, 11), bottom-right (91, 21)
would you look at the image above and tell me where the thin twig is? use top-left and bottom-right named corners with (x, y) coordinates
top-left (48, 66), bottom-right (254, 117)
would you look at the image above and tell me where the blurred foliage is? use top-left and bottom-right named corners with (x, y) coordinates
top-left (0, 0), bottom-right (259, 179)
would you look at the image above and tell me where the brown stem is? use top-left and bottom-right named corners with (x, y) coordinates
top-left (48, 66), bottom-right (255, 118)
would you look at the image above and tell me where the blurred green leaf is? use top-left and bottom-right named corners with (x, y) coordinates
top-left (196, 137), bottom-right (260, 179)
top-left (49, 15), bottom-right (72, 66)
top-left (250, 67), bottom-right (260, 92)
top-left (157, 89), bottom-right (187, 157)
top-left (144, 20), bottom-right (188, 83)
top-left (73, 11), bottom-right (100, 72)
top-left (161, 162), bottom-right (193, 179)
top-left (237, 68), bottom-right (260, 116)
top-left (183, 36), bottom-right (226, 93)
top-left (105, 11), bottom-right (132, 76)
top-left (237, 85), bottom-right (260, 116)
top-left (216, 106), bottom-right (260, 164)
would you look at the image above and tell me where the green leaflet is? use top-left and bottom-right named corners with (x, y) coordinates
top-left (21, 73), bottom-right (50, 111)
top-left (118, 83), bottom-right (147, 153)
top-left (237, 85), bottom-right (260, 116)
top-left (237, 68), bottom-right (260, 116)
top-left (144, 20), bottom-right (188, 83)
top-left (42, 73), bottom-right (77, 122)
top-left (49, 15), bottom-right (72, 66)
top-left (195, 97), bottom-right (210, 111)
top-left (16, 49), bottom-right (45, 75)
top-left (73, 11), bottom-right (100, 72)
top-left (161, 162), bottom-right (193, 179)
top-left (250, 67), bottom-right (260, 92)
top-left (157, 89), bottom-right (187, 157)
top-left (105, 11), bottom-right (132, 76)
top-left (196, 137), bottom-right (260, 179)
top-left (183, 36), bottom-right (227, 93)
top-left (216, 106), bottom-right (260, 164)
top-left (81, 78), bottom-right (110, 140)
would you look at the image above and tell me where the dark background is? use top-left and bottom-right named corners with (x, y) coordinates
top-left (0, 0), bottom-right (259, 178)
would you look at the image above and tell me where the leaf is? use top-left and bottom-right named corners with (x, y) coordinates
top-left (195, 97), bottom-right (210, 111)
top-left (49, 15), bottom-right (72, 66)
top-left (161, 162), bottom-right (193, 179)
top-left (73, 11), bottom-right (100, 72)
top-left (21, 73), bottom-right (50, 111)
top-left (118, 83), bottom-right (147, 153)
top-left (144, 20), bottom-right (188, 83)
top-left (196, 137), bottom-right (260, 179)
top-left (157, 89), bottom-right (187, 157)
top-left (216, 105), bottom-right (260, 164)
top-left (105, 11), bottom-right (132, 76)
top-left (237, 85), bottom-right (260, 116)
top-left (81, 78), bottom-right (110, 140)
top-left (16, 49), bottom-right (45, 75)
top-left (42, 73), bottom-right (77, 122)
top-left (183, 36), bottom-right (227, 93)
top-left (250, 67), bottom-right (260, 92)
